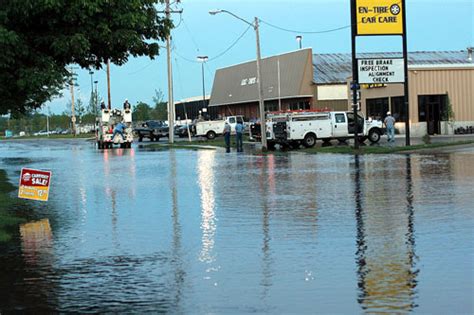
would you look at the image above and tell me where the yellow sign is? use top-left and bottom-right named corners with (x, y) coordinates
top-left (356, 0), bottom-right (403, 35)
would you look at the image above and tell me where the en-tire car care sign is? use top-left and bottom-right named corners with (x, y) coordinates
top-left (18, 168), bottom-right (52, 201)
top-left (356, 0), bottom-right (404, 35)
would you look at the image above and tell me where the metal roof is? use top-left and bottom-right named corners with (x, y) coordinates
top-left (313, 50), bottom-right (474, 84)
top-left (209, 48), bottom-right (313, 107)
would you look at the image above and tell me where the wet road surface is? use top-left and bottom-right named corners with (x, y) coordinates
top-left (0, 139), bottom-right (473, 313)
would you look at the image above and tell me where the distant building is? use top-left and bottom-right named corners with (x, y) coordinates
top-left (174, 95), bottom-right (218, 122)
top-left (209, 47), bottom-right (474, 136)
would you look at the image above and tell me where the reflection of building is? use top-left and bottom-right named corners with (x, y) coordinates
top-left (208, 48), bottom-right (473, 136)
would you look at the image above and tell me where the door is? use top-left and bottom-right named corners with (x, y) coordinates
top-left (333, 113), bottom-right (348, 137)
top-left (418, 95), bottom-right (446, 135)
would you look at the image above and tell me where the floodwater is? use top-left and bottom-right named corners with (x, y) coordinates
top-left (0, 139), bottom-right (472, 313)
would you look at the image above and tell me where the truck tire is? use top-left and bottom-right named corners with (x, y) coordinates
top-left (303, 133), bottom-right (317, 148)
top-left (368, 129), bottom-right (381, 143)
top-left (267, 141), bottom-right (276, 151)
top-left (206, 130), bottom-right (216, 140)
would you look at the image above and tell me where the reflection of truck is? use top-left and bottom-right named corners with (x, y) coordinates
top-left (194, 115), bottom-right (245, 139)
top-left (96, 107), bottom-right (133, 149)
top-left (265, 110), bottom-right (383, 149)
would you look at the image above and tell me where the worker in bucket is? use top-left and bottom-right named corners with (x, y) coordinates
top-left (113, 120), bottom-right (127, 141)
top-left (123, 99), bottom-right (131, 110)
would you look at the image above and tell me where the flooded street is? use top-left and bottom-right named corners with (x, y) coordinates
top-left (0, 139), bottom-right (473, 313)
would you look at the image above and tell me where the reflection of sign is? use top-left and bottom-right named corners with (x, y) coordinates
top-left (358, 58), bottom-right (405, 84)
top-left (356, 0), bottom-right (404, 35)
top-left (18, 168), bottom-right (52, 201)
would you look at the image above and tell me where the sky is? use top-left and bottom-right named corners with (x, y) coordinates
top-left (45, 0), bottom-right (474, 114)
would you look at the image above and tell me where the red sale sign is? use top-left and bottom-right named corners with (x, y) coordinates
top-left (18, 168), bottom-right (52, 201)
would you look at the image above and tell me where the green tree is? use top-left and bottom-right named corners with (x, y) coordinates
top-left (152, 89), bottom-right (168, 121)
top-left (0, 0), bottom-right (172, 116)
top-left (133, 102), bottom-right (153, 122)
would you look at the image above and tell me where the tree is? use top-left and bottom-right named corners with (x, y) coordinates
top-left (0, 0), bottom-right (172, 116)
top-left (133, 102), bottom-right (153, 122)
top-left (152, 89), bottom-right (168, 121)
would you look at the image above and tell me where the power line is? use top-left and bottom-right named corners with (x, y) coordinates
top-left (260, 19), bottom-right (350, 34)
top-left (207, 24), bottom-right (252, 61)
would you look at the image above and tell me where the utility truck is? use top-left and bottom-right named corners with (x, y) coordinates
top-left (194, 115), bottom-right (245, 139)
top-left (96, 107), bottom-right (133, 149)
top-left (265, 110), bottom-right (383, 149)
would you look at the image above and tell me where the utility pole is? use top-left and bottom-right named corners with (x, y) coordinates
top-left (106, 59), bottom-right (111, 110)
top-left (159, 1), bottom-right (182, 144)
top-left (46, 106), bottom-right (50, 137)
top-left (166, 0), bottom-right (176, 143)
top-left (254, 17), bottom-right (267, 151)
top-left (70, 67), bottom-right (77, 136)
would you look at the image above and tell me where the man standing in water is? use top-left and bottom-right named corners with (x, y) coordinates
top-left (384, 111), bottom-right (396, 143)
top-left (223, 121), bottom-right (231, 153)
top-left (235, 120), bottom-right (244, 152)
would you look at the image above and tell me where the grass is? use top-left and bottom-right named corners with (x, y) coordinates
top-left (0, 169), bottom-right (25, 242)
top-left (301, 140), bottom-right (474, 155)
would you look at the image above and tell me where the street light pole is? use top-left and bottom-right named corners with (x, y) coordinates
top-left (197, 56), bottom-right (208, 113)
top-left (209, 10), bottom-right (267, 151)
top-left (254, 17), bottom-right (267, 150)
top-left (296, 35), bottom-right (302, 49)
top-left (94, 80), bottom-right (98, 115)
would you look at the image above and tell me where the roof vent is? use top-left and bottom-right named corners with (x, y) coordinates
top-left (468, 47), bottom-right (473, 62)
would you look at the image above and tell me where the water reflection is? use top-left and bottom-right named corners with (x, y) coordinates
top-left (20, 219), bottom-right (53, 266)
top-left (169, 150), bottom-right (185, 309)
top-left (353, 155), bottom-right (418, 313)
top-left (197, 150), bottom-right (217, 265)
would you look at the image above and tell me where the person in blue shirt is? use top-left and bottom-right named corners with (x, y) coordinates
top-left (113, 121), bottom-right (126, 140)
top-left (235, 120), bottom-right (244, 152)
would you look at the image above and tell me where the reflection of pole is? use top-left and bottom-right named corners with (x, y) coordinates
top-left (169, 150), bottom-right (184, 304)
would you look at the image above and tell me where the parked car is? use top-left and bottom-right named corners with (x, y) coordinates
top-left (134, 120), bottom-right (169, 142)
top-left (175, 124), bottom-right (193, 138)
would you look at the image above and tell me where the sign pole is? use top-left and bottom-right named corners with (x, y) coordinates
top-left (402, 0), bottom-right (410, 146)
top-left (350, 0), bottom-right (359, 149)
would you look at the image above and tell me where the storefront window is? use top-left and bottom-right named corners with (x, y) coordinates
top-left (391, 96), bottom-right (406, 122)
top-left (366, 98), bottom-right (389, 120)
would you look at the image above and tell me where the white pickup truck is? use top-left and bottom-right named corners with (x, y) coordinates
top-left (268, 111), bottom-right (383, 149)
top-left (194, 115), bottom-right (245, 139)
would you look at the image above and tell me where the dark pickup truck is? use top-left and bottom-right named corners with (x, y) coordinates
top-left (134, 120), bottom-right (169, 142)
